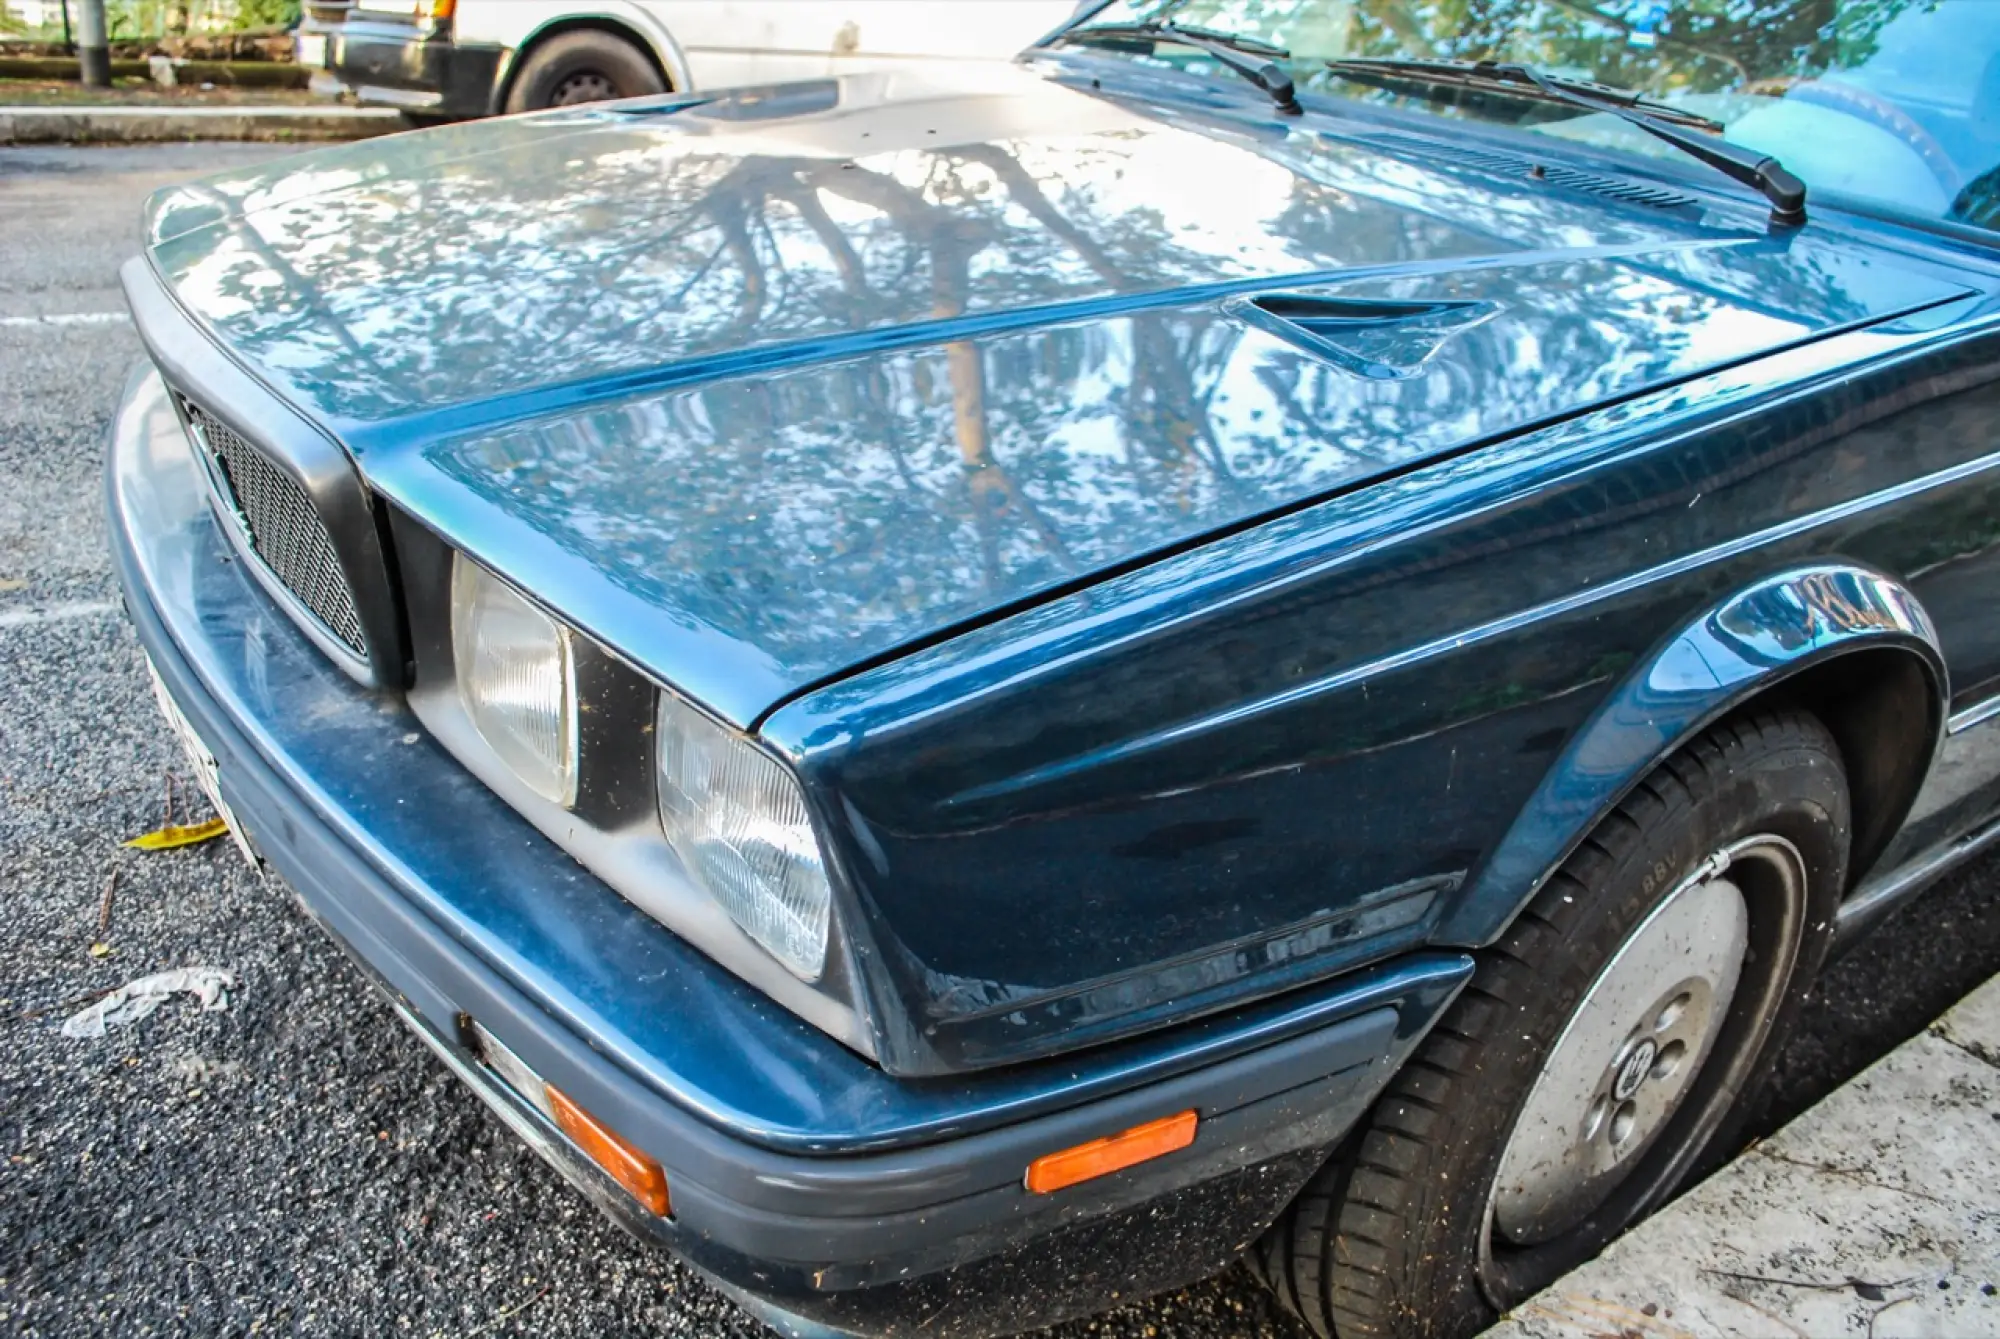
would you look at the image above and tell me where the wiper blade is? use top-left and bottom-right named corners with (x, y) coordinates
top-left (1054, 20), bottom-right (1302, 115)
top-left (1325, 57), bottom-right (1715, 129)
top-left (1078, 20), bottom-right (1291, 60)
top-left (1325, 57), bottom-right (1805, 224)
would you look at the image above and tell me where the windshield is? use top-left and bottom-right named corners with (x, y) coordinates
top-left (1054, 0), bottom-right (2000, 234)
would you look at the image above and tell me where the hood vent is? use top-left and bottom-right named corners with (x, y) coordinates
top-left (1359, 131), bottom-right (1702, 212)
top-left (1234, 293), bottom-right (1501, 381)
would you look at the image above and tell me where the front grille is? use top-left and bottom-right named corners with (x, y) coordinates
top-left (183, 401), bottom-right (369, 656)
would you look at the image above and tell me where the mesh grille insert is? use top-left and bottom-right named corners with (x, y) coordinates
top-left (183, 401), bottom-right (368, 656)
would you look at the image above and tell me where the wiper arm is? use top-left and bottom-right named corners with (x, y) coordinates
top-left (1054, 21), bottom-right (1302, 115)
top-left (1325, 57), bottom-right (1805, 224)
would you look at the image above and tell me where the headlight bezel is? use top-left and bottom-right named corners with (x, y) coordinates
top-left (396, 522), bottom-right (871, 1055)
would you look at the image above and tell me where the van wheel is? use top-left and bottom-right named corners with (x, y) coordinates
top-left (505, 30), bottom-right (666, 113)
top-left (1251, 708), bottom-right (1849, 1339)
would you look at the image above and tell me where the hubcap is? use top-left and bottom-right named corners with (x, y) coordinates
top-left (551, 71), bottom-right (617, 105)
top-left (1489, 838), bottom-right (1803, 1245)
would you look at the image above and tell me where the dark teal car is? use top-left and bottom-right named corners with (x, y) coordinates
top-left (106, 1), bottom-right (2000, 1335)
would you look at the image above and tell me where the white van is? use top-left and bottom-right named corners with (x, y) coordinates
top-left (296, 1), bottom-right (1085, 119)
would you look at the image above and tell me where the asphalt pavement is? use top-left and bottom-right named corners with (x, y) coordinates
top-left (3, 142), bottom-right (1999, 1339)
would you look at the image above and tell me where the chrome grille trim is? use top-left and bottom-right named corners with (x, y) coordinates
top-left (182, 399), bottom-right (369, 655)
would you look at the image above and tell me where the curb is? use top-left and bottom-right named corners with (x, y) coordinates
top-left (1483, 974), bottom-right (2000, 1338)
top-left (0, 56), bottom-right (308, 86)
top-left (0, 105), bottom-right (401, 144)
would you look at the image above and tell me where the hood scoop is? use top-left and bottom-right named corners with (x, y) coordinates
top-left (1237, 294), bottom-right (1502, 381)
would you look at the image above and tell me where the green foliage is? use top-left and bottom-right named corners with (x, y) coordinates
top-left (231, 0), bottom-right (301, 28)
top-left (105, 0), bottom-right (157, 39)
top-left (103, 0), bottom-right (299, 37)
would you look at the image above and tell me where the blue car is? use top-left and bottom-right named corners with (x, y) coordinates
top-left (106, 1), bottom-right (2000, 1335)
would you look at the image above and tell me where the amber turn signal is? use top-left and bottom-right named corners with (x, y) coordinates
top-left (1025, 1110), bottom-right (1198, 1194)
top-left (545, 1085), bottom-right (671, 1216)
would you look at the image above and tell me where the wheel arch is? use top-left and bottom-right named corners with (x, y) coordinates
top-left (1439, 563), bottom-right (1946, 946)
top-left (490, 10), bottom-right (691, 115)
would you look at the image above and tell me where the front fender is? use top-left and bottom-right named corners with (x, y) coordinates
top-left (1439, 564), bottom-right (1946, 945)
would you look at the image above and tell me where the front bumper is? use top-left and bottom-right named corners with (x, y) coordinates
top-left (305, 12), bottom-right (501, 117)
top-left (106, 358), bottom-right (1472, 1336)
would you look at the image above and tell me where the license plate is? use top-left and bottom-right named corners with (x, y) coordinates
top-left (295, 33), bottom-right (327, 68)
top-left (144, 656), bottom-right (259, 868)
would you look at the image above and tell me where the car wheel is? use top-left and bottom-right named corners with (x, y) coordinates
top-left (1252, 707), bottom-right (1849, 1339)
top-left (504, 30), bottom-right (666, 113)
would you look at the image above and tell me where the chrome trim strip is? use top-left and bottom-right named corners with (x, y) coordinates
top-left (1835, 816), bottom-right (2000, 942)
top-left (1946, 694), bottom-right (2000, 735)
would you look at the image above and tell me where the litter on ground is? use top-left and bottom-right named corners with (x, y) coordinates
top-left (60, 967), bottom-right (238, 1039)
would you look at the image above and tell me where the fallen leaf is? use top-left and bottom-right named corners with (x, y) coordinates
top-left (123, 816), bottom-right (230, 851)
top-left (89, 942), bottom-right (111, 958)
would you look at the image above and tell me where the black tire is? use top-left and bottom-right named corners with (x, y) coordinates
top-left (503, 30), bottom-right (666, 113)
top-left (1252, 706), bottom-right (1849, 1339)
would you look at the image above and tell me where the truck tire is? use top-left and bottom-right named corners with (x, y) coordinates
top-left (504, 30), bottom-right (666, 113)
top-left (1252, 707), bottom-right (1849, 1339)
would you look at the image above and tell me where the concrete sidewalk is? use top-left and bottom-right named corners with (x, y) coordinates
top-left (0, 105), bottom-right (400, 144)
top-left (1486, 976), bottom-right (2000, 1338)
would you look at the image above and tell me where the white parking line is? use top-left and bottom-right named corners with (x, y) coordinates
top-left (0, 312), bottom-right (130, 329)
top-left (0, 600), bottom-right (120, 629)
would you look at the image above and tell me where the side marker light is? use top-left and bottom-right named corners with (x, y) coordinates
top-left (1025, 1110), bottom-right (1198, 1194)
top-left (546, 1084), bottom-right (672, 1216)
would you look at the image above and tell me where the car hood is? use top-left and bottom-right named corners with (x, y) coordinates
top-left (142, 63), bottom-right (1969, 726)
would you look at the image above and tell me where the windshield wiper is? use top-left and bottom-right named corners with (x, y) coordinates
top-left (1080, 20), bottom-right (1291, 60)
top-left (1324, 57), bottom-right (1805, 224)
top-left (1325, 57), bottom-right (1715, 128)
top-left (1053, 21), bottom-right (1302, 115)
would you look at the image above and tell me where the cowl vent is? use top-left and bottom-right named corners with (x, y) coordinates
top-left (1234, 293), bottom-right (1500, 380)
top-left (1358, 131), bottom-right (1703, 212)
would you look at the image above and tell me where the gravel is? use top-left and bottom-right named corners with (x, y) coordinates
top-left (4, 142), bottom-right (1997, 1339)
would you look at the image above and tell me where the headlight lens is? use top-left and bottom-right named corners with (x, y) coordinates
top-left (656, 691), bottom-right (830, 980)
top-left (452, 554), bottom-right (578, 807)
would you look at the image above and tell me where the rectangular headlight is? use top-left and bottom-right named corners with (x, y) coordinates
top-left (656, 691), bottom-right (831, 980)
top-left (452, 554), bottom-right (578, 807)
